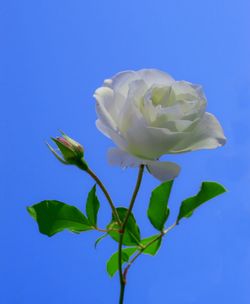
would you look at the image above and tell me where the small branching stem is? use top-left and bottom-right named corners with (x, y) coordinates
top-left (94, 227), bottom-right (120, 233)
top-left (123, 222), bottom-right (178, 281)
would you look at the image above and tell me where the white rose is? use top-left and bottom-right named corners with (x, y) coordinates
top-left (94, 69), bottom-right (226, 181)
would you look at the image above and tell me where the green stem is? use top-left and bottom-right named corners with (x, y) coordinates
top-left (86, 167), bottom-right (121, 225)
top-left (119, 279), bottom-right (125, 304)
top-left (118, 165), bottom-right (145, 304)
top-left (123, 222), bottom-right (177, 280)
top-left (95, 227), bottom-right (119, 233)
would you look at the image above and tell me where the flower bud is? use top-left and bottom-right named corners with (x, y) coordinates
top-left (47, 131), bottom-right (88, 170)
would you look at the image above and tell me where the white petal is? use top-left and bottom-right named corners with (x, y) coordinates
top-left (125, 124), bottom-right (184, 159)
top-left (107, 148), bottom-right (181, 182)
top-left (94, 86), bottom-right (126, 123)
top-left (96, 120), bottom-right (128, 151)
top-left (104, 70), bottom-right (138, 96)
top-left (103, 69), bottom-right (174, 96)
top-left (147, 161), bottom-right (181, 181)
top-left (137, 69), bottom-right (175, 87)
top-left (118, 79), bottom-right (148, 132)
top-left (172, 81), bottom-right (201, 100)
top-left (107, 148), bottom-right (144, 168)
top-left (96, 119), bottom-right (111, 139)
top-left (169, 112), bottom-right (226, 153)
top-left (94, 86), bottom-right (114, 112)
top-left (94, 87), bottom-right (118, 131)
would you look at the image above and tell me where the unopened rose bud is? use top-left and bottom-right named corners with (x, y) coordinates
top-left (47, 131), bottom-right (88, 170)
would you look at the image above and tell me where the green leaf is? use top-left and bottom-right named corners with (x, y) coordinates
top-left (177, 181), bottom-right (227, 222)
top-left (86, 185), bottom-right (100, 227)
top-left (94, 233), bottom-right (108, 249)
top-left (27, 200), bottom-right (92, 237)
top-left (107, 208), bottom-right (141, 246)
top-left (147, 180), bottom-right (173, 231)
top-left (140, 235), bottom-right (162, 256)
top-left (106, 247), bottom-right (137, 277)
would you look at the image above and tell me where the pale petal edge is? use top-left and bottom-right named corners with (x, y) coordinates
top-left (146, 161), bottom-right (181, 181)
top-left (107, 147), bottom-right (143, 168)
top-left (107, 147), bottom-right (181, 181)
top-left (169, 112), bottom-right (226, 153)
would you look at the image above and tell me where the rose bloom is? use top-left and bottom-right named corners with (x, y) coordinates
top-left (94, 69), bottom-right (226, 181)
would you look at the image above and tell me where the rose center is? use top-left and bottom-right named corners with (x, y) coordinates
top-left (151, 86), bottom-right (175, 107)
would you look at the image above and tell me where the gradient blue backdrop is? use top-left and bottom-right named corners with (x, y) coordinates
top-left (1, 1), bottom-right (250, 303)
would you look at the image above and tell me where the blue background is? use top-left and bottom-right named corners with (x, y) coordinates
top-left (1, 1), bottom-right (250, 303)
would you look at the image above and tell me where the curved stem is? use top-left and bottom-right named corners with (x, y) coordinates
top-left (118, 165), bottom-right (145, 304)
top-left (123, 165), bottom-right (145, 229)
top-left (86, 167), bottom-right (121, 225)
top-left (123, 222), bottom-right (177, 280)
top-left (118, 234), bottom-right (125, 304)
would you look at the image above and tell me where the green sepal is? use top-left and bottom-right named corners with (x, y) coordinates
top-left (47, 131), bottom-right (88, 170)
top-left (46, 142), bottom-right (69, 165)
top-left (75, 158), bottom-right (88, 171)
top-left (51, 137), bottom-right (76, 164)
